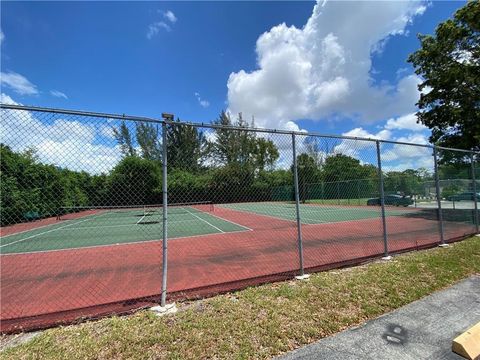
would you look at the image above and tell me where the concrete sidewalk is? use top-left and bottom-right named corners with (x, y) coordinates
top-left (277, 276), bottom-right (480, 360)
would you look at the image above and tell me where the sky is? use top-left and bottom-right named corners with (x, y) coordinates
top-left (0, 1), bottom-right (467, 173)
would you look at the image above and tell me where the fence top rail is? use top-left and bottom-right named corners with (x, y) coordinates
top-left (1, 103), bottom-right (478, 155)
top-left (0, 103), bottom-right (163, 124)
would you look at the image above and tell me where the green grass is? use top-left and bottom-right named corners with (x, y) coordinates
top-left (0, 207), bottom-right (248, 254)
top-left (2, 236), bottom-right (479, 360)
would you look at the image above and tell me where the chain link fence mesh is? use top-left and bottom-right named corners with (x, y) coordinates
top-left (437, 149), bottom-right (478, 241)
top-left (0, 104), bottom-right (478, 332)
top-left (294, 135), bottom-right (385, 269)
top-left (379, 142), bottom-right (442, 251)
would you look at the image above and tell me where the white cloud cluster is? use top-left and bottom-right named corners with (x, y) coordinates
top-left (194, 92), bottom-right (210, 108)
top-left (227, 0), bottom-right (427, 130)
top-left (379, 114), bottom-right (432, 170)
top-left (333, 113), bottom-right (433, 171)
top-left (0, 29), bottom-right (4, 45)
top-left (50, 90), bottom-right (68, 99)
top-left (1, 93), bottom-right (121, 174)
top-left (147, 22), bottom-right (171, 38)
top-left (384, 113), bottom-right (426, 132)
top-left (1, 71), bottom-right (39, 95)
top-left (163, 10), bottom-right (177, 24)
top-left (147, 10), bottom-right (177, 39)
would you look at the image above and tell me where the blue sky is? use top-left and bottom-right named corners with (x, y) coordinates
top-left (0, 1), bottom-right (467, 172)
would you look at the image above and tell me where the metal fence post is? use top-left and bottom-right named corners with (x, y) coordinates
top-left (161, 121), bottom-right (169, 307)
top-left (321, 182), bottom-right (325, 205)
top-left (357, 179), bottom-right (360, 205)
top-left (337, 181), bottom-right (340, 205)
top-left (471, 153), bottom-right (479, 233)
top-left (433, 147), bottom-right (446, 246)
top-left (376, 141), bottom-right (390, 259)
top-left (292, 133), bottom-right (308, 279)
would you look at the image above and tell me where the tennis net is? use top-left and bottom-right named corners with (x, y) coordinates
top-left (57, 202), bottom-right (214, 220)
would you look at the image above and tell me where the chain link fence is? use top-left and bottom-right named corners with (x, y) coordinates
top-left (1, 104), bottom-right (478, 333)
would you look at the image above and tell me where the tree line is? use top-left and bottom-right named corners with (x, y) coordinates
top-left (2, 111), bottom-right (457, 226)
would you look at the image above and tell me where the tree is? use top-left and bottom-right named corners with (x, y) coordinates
top-left (208, 163), bottom-right (256, 203)
top-left (167, 168), bottom-right (212, 203)
top-left (320, 154), bottom-right (378, 199)
top-left (211, 111), bottom-right (280, 171)
top-left (293, 153), bottom-right (320, 203)
top-left (322, 154), bottom-right (374, 183)
top-left (212, 111), bottom-right (257, 166)
top-left (408, 1), bottom-right (480, 161)
top-left (108, 156), bottom-right (161, 206)
top-left (254, 138), bottom-right (279, 171)
top-left (113, 121), bottom-right (136, 157)
top-left (384, 169), bottom-right (427, 196)
top-left (166, 119), bottom-right (209, 171)
top-left (136, 122), bottom-right (161, 161)
top-left (0, 144), bottom-right (99, 225)
top-left (304, 136), bottom-right (333, 168)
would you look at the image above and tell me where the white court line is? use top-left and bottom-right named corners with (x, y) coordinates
top-left (136, 214), bottom-right (146, 224)
top-left (3, 215), bottom-right (236, 236)
top-left (203, 210), bottom-right (252, 231)
top-left (0, 228), bottom-right (253, 256)
top-left (0, 213), bottom-right (108, 248)
top-left (218, 204), bottom-right (297, 224)
top-left (184, 208), bottom-right (225, 233)
top-left (1, 221), bottom-right (68, 238)
top-left (64, 217), bottom-right (207, 231)
top-left (219, 204), bottom-right (386, 225)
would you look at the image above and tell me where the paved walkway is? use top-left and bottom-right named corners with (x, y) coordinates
top-left (277, 276), bottom-right (480, 360)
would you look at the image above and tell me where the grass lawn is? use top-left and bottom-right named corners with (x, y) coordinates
top-left (2, 236), bottom-right (479, 359)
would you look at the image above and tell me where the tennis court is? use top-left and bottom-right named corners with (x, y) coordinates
top-left (1, 201), bottom-right (423, 255)
top-left (0, 203), bottom-right (249, 255)
top-left (220, 202), bottom-right (418, 224)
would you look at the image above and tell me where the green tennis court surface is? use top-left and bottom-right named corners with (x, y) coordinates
top-left (0, 206), bottom-right (248, 255)
top-left (220, 202), bottom-right (417, 224)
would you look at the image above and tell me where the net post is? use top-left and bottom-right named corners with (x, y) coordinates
top-left (161, 120), bottom-right (169, 307)
top-left (292, 133), bottom-right (307, 278)
top-left (376, 141), bottom-right (390, 259)
top-left (471, 153), bottom-right (479, 233)
top-left (433, 146), bottom-right (446, 246)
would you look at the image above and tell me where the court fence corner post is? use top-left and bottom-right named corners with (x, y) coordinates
top-left (160, 120), bottom-right (169, 309)
top-left (152, 119), bottom-right (177, 315)
top-left (471, 152), bottom-right (479, 234)
top-left (433, 146), bottom-right (447, 247)
top-left (376, 141), bottom-right (390, 260)
top-left (292, 132), bottom-right (309, 280)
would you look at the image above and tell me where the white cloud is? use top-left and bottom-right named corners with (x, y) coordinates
top-left (50, 90), bottom-right (68, 99)
top-left (147, 10), bottom-right (177, 39)
top-left (333, 111), bottom-right (433, 169)
top-left (342, 128), bottom-right (391, 141)
top-left (147, 22), bottom-right (171, 39)
top-left (194, 92), bottom-right (210, 108)
top-left (332, 127), bottom-right (391, 159)
top-left (376, 131), bottom-right (433, 172)
top-left (1, 71), bottom-right (39, 95)
top-left (1, 92), bottom-right (16, 105)
top-left (227, 0), bottom-right (426, 130)
top-left (100, 125), bottom-right (116, 139)
top-left (1, 93), bottom-right (121, 174)
top-left (163, 10), bottom-right (177, 23)
top-left (384, 112), bottom-right (427, 132)
top-left (0, 29), bottom-right (4, 44)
